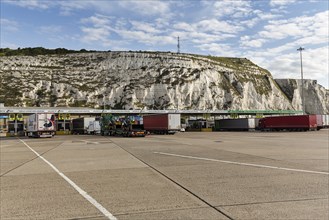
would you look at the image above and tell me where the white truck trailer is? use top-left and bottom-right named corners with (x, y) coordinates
top-left (87, 120), bottom-right (101, 135)
top-left (26, 113), bottom-right (56, 138)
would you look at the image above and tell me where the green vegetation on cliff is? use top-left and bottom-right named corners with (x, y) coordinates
top-left (0, 47), bottom-right (97, 56)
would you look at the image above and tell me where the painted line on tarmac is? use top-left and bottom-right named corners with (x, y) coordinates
top-left (71, 140), bottom-right (100, 144)
top-left (80, 140), bottom-right (100, 144)
top-left (19, 139), bottom-right (117, 220)
top-left (154, 152), bottom-right (329, 175)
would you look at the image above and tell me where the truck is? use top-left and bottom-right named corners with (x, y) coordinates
top-left (100, 114), bottom-right (145, 137)
top-left (72, 117), bottom-right (96, 134)
top-left (258, 115), bottom-right (317, 131)
top-left (316, 115), bottom-right (329, 130)
top-left (26, 113), bottom-right (56, 138)
top-left (143, 114), bottom-right (181, 134)
top-left (87, 120), bottom-right (101, 135)
top-left (316, 115), bottom-right (323, 130)
top-left (214, 118), bottom-right (259, 131)
top-left (321, 115), bottom-right (329, 128)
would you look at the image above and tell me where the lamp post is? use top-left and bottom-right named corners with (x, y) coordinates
top-left (297, 47), bottom-right (305, 115)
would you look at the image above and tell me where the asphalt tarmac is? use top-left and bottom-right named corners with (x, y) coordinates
top-left (1, 130), bottom-right (328, 219)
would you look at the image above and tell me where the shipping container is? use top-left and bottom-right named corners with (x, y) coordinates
top-left (259, 115), bottom-right (317, 131)
top-left (143, 114), bottom-right (181, 134)
top-left (214, 118), bottom-right (259, 131)
top-left (72, 117), bottom-right (96, 134)
top-left (26, 113), bottom-right (56, 137)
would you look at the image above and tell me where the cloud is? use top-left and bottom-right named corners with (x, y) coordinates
top-left (260, 11), bottom-right (328, 45)
top-left (80, 14), bottom-right (175, 47)
top-left (172, 18), bottom-right (242, 44)
top-left (236, 11), bottom-right (329, 50)
top-left (197, 19), bottom-right (244, 34)
top-left (253, 10), bottom-right (282, 20)
top-left (130, 21), bottom-right (162, 34)
top-left (302, 47), bottom-right (329, 88)
top-left (2, 0), bottom-right (174, 21)
top-left (2, 0), bottom-right (52, 9)
top-left (115, 29), bottom-right (175, 46)
top-left (173, 22), bottom-right (195, 32)
top-left (240, 36), bottom-right (266, 48)
top-left (259, 22), bottom-right (306, 40)
top-left (37, 25), bottom-right (62, 34)
top-left (3, 1), bottom-right (117, 16)
top-left (81, 14), bottom-right (112, 27)
top-left (197, 43), bottom-right (240, 57)
top-left (269, 0), bottom-right (296, 7)
top-left (248, 46), bottom-right (328, 88)
top-left (239, 10), bottom-right (283, 29)
top-left (245, 10), bottom-right (328, 50)
top-left (118, 0), bottom-right (172, 16)
top-left (212, 0), bottom-right (253, 18)
top-left (81, 27), bottom-right (110, 42)
top-left (0, 18), bottom-right (19, 32)
top-left (240, 17), bottom-right (260, 28)
top-left (58, 1), bottom-right (115, 16)
top-left (80, 15), bottom-right (112, 44)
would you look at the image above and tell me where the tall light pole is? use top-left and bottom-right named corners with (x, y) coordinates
top-left (297, 47), bottom-right (305, 114)
top-left (103, 74), bottom-right (106, 111)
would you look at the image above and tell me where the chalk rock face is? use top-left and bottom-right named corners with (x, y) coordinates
top-left (0, 51), bottom-right (327, 113)
top-left (275, 79), bottom-right (329, 114)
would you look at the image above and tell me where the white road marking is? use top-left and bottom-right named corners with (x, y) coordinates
top-left (154, 152), bottom-right (329, 175)
top-left (19, 139), bottom-right (117, 220)
top-left (76, 140), bottom-right (100, 145)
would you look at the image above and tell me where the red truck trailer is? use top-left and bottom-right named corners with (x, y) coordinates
top-left (259, 115), bottom-right (317, 131)
top-left (143, 114), bottom-right (181, 134)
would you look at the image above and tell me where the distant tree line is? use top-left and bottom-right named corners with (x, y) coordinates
top-left (0, 47), bottom-right (98, 56)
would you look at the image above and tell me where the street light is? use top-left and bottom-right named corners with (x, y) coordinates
top-left (297, 47), bottom-right (305, 115)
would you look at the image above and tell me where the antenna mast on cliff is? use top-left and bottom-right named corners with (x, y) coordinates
top-left (177, 36), bottom-right (180, 54)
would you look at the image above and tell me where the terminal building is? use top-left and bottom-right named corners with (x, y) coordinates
top-left (0, 103), bottom-right (303, 136)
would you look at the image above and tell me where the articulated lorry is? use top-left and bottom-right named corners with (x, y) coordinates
top-left (100, 115), bottom-right (145, 137)
top-left (26, 113), bottom-right (56, 138)
top-left (259, 115), bottom-right (318, 131)
top-left (72, 117), bottom-right (96, 134)
top-left (143, 114), bottom-right (181, 134)
top-left (214, 118), bottom-right (259, 131)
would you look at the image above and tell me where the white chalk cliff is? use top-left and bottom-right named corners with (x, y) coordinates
top-left (1, 51), bottom-right (328, 114)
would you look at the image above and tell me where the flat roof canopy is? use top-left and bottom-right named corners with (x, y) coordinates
top-left (0, 107), bottom-right (302, 115)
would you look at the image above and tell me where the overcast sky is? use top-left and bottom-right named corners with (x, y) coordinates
top-left (1, 0), bottom-right (328, 88)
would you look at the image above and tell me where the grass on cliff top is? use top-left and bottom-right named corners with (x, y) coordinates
top-left (203, 55), bottom-right (270, 74)
top-left (0, 48), bottom-right (272, 76)
top-left (207, 56), bottom-right (251, 66)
